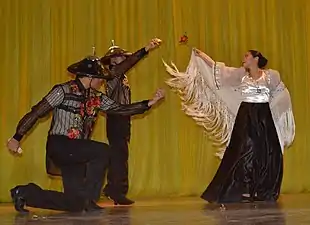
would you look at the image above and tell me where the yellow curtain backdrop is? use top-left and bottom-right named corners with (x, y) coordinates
top-left (0, 0), bottom-right (309, 202)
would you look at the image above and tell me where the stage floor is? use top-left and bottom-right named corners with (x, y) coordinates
top-left (0, 194), bottom-right (310, 224)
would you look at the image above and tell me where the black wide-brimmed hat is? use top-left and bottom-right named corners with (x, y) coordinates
top-left (67, 54), bottom-right (112, 79)
top-left (100, 40), bottom-right (132, 65)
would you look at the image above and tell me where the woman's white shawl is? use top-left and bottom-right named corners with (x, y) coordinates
top-left (163, 50), bottom-right (295, 159)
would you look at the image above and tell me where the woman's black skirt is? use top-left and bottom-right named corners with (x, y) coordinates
top-left (201, 102), bottom-right (283, 203)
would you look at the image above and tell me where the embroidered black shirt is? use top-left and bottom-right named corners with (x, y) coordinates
top-left (13, 78), bottom-right (151, 141)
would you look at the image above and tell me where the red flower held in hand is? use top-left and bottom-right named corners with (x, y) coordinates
top-left (179, 33), bottom-right (188, 44)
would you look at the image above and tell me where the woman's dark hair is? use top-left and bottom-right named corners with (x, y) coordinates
top-left (249, 50), bottom-right (268, 69)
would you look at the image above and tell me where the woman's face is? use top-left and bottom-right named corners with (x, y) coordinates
top-left (242, 52), bottom-right (258, 69)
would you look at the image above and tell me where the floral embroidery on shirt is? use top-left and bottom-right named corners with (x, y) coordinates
top-left (67, 127), bottom-right (81, 139)
top-left (70, 83), bottom-right (79, 93)
top-left (67, 92), bottom-right (102, 138)
top-left (80, 96), bottom-right (101, 117)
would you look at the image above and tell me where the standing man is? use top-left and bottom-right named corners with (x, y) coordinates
top-left (7, 53), bottom-right (165, 213)
top-left (100, 38), bottom-right (161, 205)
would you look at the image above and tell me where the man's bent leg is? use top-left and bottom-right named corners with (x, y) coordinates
top-left (11, 183), bottom-right (85, 212)
top-left (62, 139), bottom-right (110, 201)
top-left (84, 141), bottom-right (110, 201)
top-left (62, 164), bottom-right (85, 195)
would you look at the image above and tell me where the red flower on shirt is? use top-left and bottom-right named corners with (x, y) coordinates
top-left (67, 128), bottom-right (80, 139)
top-left (91, 97), bottom-right (101, 107)
top-left (80, 96), bottom-right (101, 117)
top-left (70, 84), bottom-right (79, 93)
top-left (80, 104), bottom-right (85, 117)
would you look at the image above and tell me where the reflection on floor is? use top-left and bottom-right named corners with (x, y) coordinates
top-left (0, 194), bottom-right (310, 224)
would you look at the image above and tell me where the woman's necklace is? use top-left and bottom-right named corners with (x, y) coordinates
top-left (248, 71), bottom-right (264, 93)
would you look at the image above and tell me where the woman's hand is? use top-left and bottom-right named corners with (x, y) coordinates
top-left (193, 48), bottom-right (202, 56)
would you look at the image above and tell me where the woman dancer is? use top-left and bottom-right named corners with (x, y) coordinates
top-left (164, 48), bottom-right (295, 203)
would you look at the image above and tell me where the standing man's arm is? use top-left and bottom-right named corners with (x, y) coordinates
top-left (7, 85), bottom-right (65, 153)
top-left (111, 38), bottom-right (162, 77)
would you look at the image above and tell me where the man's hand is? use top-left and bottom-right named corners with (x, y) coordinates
top-left (145, 38), bottom-right (162, 52)
top-left (148, 89), bottom-right (165, 106)
top-left (7, 138), bottom-right (23, 156)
